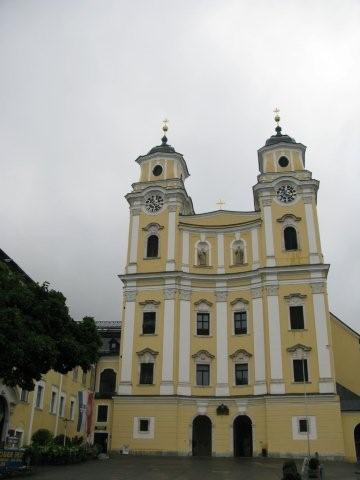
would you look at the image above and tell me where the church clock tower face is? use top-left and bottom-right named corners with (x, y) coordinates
top-left (276, 184), bottom-right (297, 203)
top-left (145, 193), bottom-right (164, 213)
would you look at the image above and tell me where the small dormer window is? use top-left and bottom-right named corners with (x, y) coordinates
top-left (152, 165), bottom-right (163, 176)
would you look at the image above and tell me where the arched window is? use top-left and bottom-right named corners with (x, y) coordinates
top-left (284, 226), bottom-right (298, 250)
top-left (146, 235), bottom-right (159, 258)
top-left (99, 369), bottom-right (116, 395)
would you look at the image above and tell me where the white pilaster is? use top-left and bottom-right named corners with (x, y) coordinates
top-left (166, 205), bottom-right (177, 271)
top-left (182, 230), bottom-right (190, 272)
top-left (177, 285), bottom-right (191, 395)
top-left (304, 196), bottom-right (321, 264)
top-left (160, 286), bottom-right (176, 395)
top-left (217, 234), bottom-right (225, 274)
top-left (128, 208), bottom-right (141, 274)
top-left (215, 289), bottom-right (229, 396)
top-left (118, 289), bottom-right (137, 395)
top-left (251, 228), bottom-right (260, 270)
top-left (251, 287), bottom-right (267, 395)
top-left (266, 285), bottom-right (285, 394)
top-left (262, 198), bottom-right (276, 267)
top-left (311, 282), bottom-right (334, 393)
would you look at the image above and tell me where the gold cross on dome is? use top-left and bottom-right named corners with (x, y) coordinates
top-left (273, 108), bottom-right (280, 115)
top-left (217, 199), bottom-right (225, 210)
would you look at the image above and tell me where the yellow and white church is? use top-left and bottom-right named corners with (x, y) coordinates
top-left (96, 117), bottom-right (360, 460)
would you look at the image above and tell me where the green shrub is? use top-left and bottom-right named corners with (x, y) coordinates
top-left (71, 435), bottom-right (84, 446)
top-left (31, 429), bottom-right (53, 446)
top-left (53, 434), bottom-right (71, 446)
top-left (24, 443), bottom-right (91, 465)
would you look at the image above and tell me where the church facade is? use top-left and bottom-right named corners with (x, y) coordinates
top-left (103, 119), bottom-right (360, 460)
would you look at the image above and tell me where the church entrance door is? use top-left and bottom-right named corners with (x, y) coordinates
top-left (0, 396), bottom-right (8, 446)
top-left (192, 416), bottom-right (212, 456)
top-left (233, 415), bottom-right (252, 457)
top-left (354, 424), bottom-right (360, 461)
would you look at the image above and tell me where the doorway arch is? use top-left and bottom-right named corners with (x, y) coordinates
top-left (192, 415), bottom-right (212, 456)
top-left (354, 423), bottom-right (360, 461)
top-left (233, 415), bottom-right (253, 457)
top-left (0, 396), bottom-right (9, 446)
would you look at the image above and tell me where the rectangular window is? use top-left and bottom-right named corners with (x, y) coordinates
top-left (50, 390), bottom-right (57, 414)
top-left (97, 405), bottom-right (108, 422)
top-left (293, 359), bottom-right (309, 382)
top-left (235, 363), bottom-right (249, 385)
top-left (59, 395), bottom-right (65, 417)
top-left (20, 389), bottom-right (28, 402)
top-left (290, 306), bottom-right (304, 330)
top-left (70, 399), bottom-right (75, 420)
top-left (234, 311), bottom-right (247, 335)
top-left (35, 385), bottom-right (44, 409)
top-left (196, 312), bottom-right (210, 336)
top-left (196, 364), bottom-right (210, 386)
top-left (139, 419), bottom-right (149, 432)
top-left (142, 312), bottom-right (156, 334)
top-left (139, 363), bottom-right (154, 384)
top-left (299, 418), bottom-right (309, 433)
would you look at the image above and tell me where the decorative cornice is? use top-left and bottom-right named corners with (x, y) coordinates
top-left (164, 288), bottom-right (177, 300)
top-left (284, 293), bottom-right (307, 306)
top-left (194, 299), bottom-right (213, 307)
top-left (139, 300), bottom-right (160, 306)
top-left (142, 223), bottom-right (164, 231)
top-left (261, 197), bottom-right (273, 207)
top-left (277, 214), bottom-right (301, 223)
top-left (136, 347), bottom-right (159, 356)
top-left (266, 285), bottom-right (279, 296)
top-left (229, 348), bottom-right (253, 360)
top-left (250, 287), bottom-right (263, 299)
top-left (302, 195), bottom-right (313, 204)
top-left (311, 282), bottom-right (326, 294)
top-left (215, 290), bottom-right (228, 302)
top-left (287, 344), bottom-right (312, 353)
top-left (124, 290), bottom-right (137, 302)
top-left (179, 289), bottom-right (191, 301)
top-left (230, 297), bottom-right (249, 306)
top-left (192, 350), bottom-right (215, 360)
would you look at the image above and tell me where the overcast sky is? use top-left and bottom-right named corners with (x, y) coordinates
top-left (0, 0), bottom-right (359, 331)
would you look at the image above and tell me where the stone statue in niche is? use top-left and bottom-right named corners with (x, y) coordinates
top-left (233, 241), bottom-right (244, 265)
top-left (197, 242), bottom-right (208, 266)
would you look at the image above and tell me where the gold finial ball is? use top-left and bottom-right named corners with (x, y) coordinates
top-left (162, 118), bottom-right (169, 133)
top-left (274, 114), bottom-right (280, 123)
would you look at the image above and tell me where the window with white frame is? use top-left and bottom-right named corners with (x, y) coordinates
top-left (59, 394), bottom-right (66, 417)
top-left (194, 299), bottom-right (212, 336)
top-left (35, 383), bottom-right (45, 409)
top-left (285, 294), bottom-right (307, 330)
top-left (230, 349), bottom-right (252, 386)
top-left (143, 223), bottom-right (163, 258)
top-left (139, 300), bottom-right (160, 335)
top-left (137, 348), bottom-right (158, 385)
top-left (231, 298), bottom-right (249, 335)
top-left (69, 398), bottom-right (75, 420)
top-left (292, 416), bottom-right (317, 440)
top-left (192, 350), bottom-right (214, 386)
top-left (287, 344), bottom-right (311, 383)
top-left (277, 214), bottom-right (301, 252)
top-left (50, 387), bottom-right (58, 414)
top-left (97, 405), bottom-right (108, 422)
top-left (133, 416), bottom-right (155, 439)
top-left (20, 389), bottom-right (29, 402)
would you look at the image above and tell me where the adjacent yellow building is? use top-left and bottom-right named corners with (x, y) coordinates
top-left (105, 118), bottom-right (360, 460)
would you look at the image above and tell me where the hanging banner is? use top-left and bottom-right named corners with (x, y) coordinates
top-left (77, 390), bottom-right (88, 433)
top-left (86, 392), bottom-right (94, 436)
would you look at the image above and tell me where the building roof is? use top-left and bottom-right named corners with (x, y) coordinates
top-left (147, 135), bottom-right (177, 155)
top-left (337, 383), bottom-right (360, 411)
top-left (0, 248), bottom-right (33, 283)
top-left (265, 125), bottom-right (297, 146)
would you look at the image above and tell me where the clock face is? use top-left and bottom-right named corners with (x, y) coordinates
top-left (145, 194), bottom-right (164, 213)
top-left (277, 184), bottom-right (297, 203)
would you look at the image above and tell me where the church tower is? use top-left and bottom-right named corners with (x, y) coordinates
top-left (111, 117), bottom-right (345, 458)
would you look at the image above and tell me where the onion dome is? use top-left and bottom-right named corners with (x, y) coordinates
top-left (265, 109), bottom-right (296, 146)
